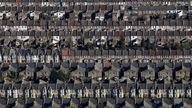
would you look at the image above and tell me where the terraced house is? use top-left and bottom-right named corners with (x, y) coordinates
top-left (0, 0), bottom-right (192, 107)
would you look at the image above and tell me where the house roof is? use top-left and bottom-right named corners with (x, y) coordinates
top-left (26, 63), bottom-right (37, 72)
top-left (130, 61), bottom-right (139, 72)
top-left (78, 62), bottom-right (87, 72)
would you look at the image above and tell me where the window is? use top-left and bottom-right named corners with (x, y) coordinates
top-left (21, 36), bottom-right (25, 39)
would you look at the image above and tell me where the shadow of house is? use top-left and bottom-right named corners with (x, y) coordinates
top-left (103, 60), bottom-right (112, 79)
top-left (0, 63), bottom-right (9, 82)
top-left (36, 63), bottom-right (52, 81)
top-left (143, 99), bottom-right (153, 108)
top-left (15, 98), bottom-right (25, 108)
top-left (173, 98), bottom-right (183, 108)
top-left (85, 62), bottom-right (95, 78)
top-left (110, 60), bottom-right (122, 79)
top-left (9, 48), bottom-right (17, 63)
top-left (43, 98), bottom-right (52, 108)
top-left (174, 62), bottom-right (191, 81)
top-left (23, 63), bottom-right (38, 81)
top-left (17, 63), bottom-right (26, 80)
top-left (32, 98), bottom-right (43, 108)
top-left (60, 61), bottom-right (71, 74)
top-left (124, 61), bottom-right (139, 81)
top-left (7, 63), bottom-right (21, 82)
top-left (88, 61), bottom-right (103, 79)
top-left (0, 97), bottom-right (7, 108)
top-left (183, 98), bottom-right (192, 108)
top-left (120, 59), bottom-right (130, 78)
top-left (158, 62), bottom-right (174, 81)
top-left (140, 62), bottom-right (156, 82)
top-left (69, 98), bottom-right (80, 108)
top-left (123, 98), bottom-right (135, 108)
top-left (71, 62), bottom-right (85, 78)
top-left (86, 98), bottom-right (97, 108)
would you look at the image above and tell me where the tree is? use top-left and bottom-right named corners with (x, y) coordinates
top-left (143, 39), bottom-right (154, 50)
top-left (174, 42), bottom-right (181, 50)
top-left (0, 73), bottom-right (4, 82)
top-left (7, 71), bottom-right (22, 82)
top-left (50, 70), bottom-right (71, 83)
top-left (181, 40), bottom-right (191, 50)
